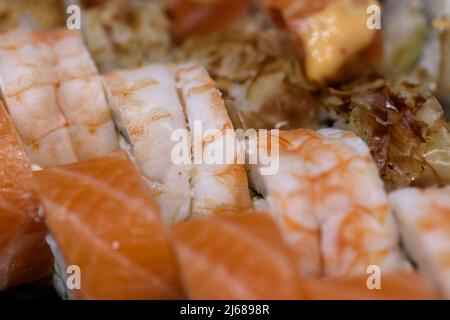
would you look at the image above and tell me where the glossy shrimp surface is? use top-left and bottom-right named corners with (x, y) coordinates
top-left (390, 187), bottom-right (450, 298)
top-left (252, 128), bottom-right (408, 277)
top-left (175, 64), bottom-right (252, 217)
top-left (0, 28), bottom-right (77, 168)
top-left (0, 28), bottom-right (117, 167)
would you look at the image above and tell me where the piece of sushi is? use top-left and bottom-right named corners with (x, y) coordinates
top-left (50, 29), bottom-right (118, 161)
top-left (0, 28), bottom-right (77, 167)
top-left (170, 211), bottom-right (305, 299)
top-left (174, 63), bottom-right (252, 217)
top-left (0, 101), bottom-right (52, 291)
top-left (104, 64), bottom-right (192, 224)
top-left (0, 27), bottom-right (118, 168)
top-left (104, 63), bottom-right (251, 223)
top-left (33, 150), bottom-right (183, 300)
top-left (251, 128), bottom-right (409, 278)
top-left (389, 187), bottom-right (450, 299)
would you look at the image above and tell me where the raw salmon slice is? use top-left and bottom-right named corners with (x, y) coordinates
top-left (33, 151), bottom-right (183, 299)
top-left (0, 101), bottom-right (52, 290)
top-left (170, 211), bottom-right (305, 299)
top-left (304, 272), bottom-right (438, 300)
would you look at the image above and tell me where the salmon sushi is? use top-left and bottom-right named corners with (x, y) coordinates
top-left (170, 211), bottom-right (305, 299)
top-left (0, 101), bottom-right (52, 290)
top-left (33, 151), bottom-right (183, 299)
top-left (389, 187), bottom-right (450, 299)
top-left (251, 128), bottom-right (408, 277)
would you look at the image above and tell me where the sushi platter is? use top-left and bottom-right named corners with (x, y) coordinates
top-left (0, 0), bottom-right (450, 300)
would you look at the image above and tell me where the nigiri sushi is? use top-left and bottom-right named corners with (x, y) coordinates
top-left (174, 63), bottom-right (252, 217)
top-left (33, 151), bottom-right (183, 300)
top-left (104, 63), bottom-right (251, 223)
top-left (0, 101), bottom-right (52, 290)
top-left (251, 128), bottom-right (408, 278)
top-left (389, 187), bottom-right (450, 299)
top-left (170, 211), bottom-right (305, 299)
top-left (104, 64), bottom-right (192, 224)
top-left (0, 27), bottom-right (118, 168)
top-left (50, 29), bottom-right (118, 161)
top-left (0, 28), bottom-right (77, 168)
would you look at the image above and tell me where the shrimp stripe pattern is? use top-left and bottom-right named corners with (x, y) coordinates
top-left (0, 28), bottom-right (117, 168)
top-left (251, 128), bottom-right (408, 277)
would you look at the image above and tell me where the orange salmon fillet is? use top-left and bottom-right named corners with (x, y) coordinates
top-left (33, 151), bottom-right (183, 299)
top-left (170, 211), bottom-right (306, 299)
top-left (0, 101), bottom-right (52, 290)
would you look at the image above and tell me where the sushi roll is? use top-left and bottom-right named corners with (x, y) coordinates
top-left (389, 186), bottom-right (450, 299)
top-left (0, 101), bottom-right (52, 290)
top-left (33, 151), bottom-right (183, 299)
top-left (251, 128), bottom-right (409, 277)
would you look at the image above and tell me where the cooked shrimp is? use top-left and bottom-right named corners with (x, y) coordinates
top-left (251, 128), bottom-right (408, 277)
top-left (50, 29), bottom-right (118, 160)
top-left (389, 187), bottom-right (450, 299)
top-left (174, 63), bottom-right (252, 217)
top-left (104, 65), bottom-right (192, 224)
top-left (0, 28), bottom-right (77, 168)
